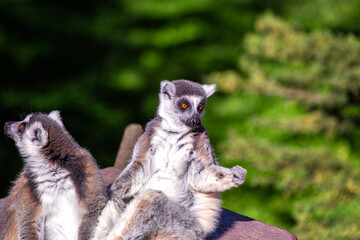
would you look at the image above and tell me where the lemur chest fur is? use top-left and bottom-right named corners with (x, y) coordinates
top-left (31, 161), bottom-right (83, 239)
top-left (146, 128), bottom-right (194, 202)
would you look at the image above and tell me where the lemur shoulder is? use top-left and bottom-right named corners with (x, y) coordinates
top-left (101, 80), bottom-right (247, 240)
top-left (2, 111), bottom-right (108, 240)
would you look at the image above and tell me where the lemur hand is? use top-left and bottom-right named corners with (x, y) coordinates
top-left (111, 180), bottom-right (131, 202)
top-left (231, 165), bottom-right (247, 186)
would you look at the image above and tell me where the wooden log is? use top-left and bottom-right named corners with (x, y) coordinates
top-left (114, 123), bottom-right (143, 171)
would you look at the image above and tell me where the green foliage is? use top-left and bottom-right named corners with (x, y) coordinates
top-left (205, 14), bottom-right (360, 240)
top-left (283, 0), bottom-right (360, 32)
top-left (2, 1), bottom-right (360, 239)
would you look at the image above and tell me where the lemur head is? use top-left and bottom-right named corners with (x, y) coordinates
top-left (4, 110), bottom-right (72, 160)
top-left (158, 80), bottom-right (216, 130)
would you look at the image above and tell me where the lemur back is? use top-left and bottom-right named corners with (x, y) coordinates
top-left (2, 111), bottom-right (108, 240)
top-left (98, 80), bottom-right (247, 239)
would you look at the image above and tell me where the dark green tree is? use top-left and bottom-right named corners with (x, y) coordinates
top-left (205, 13), bottom-right (360, 239)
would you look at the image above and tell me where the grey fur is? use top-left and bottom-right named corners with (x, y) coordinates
top-left (2, 111), bottom-right (108, 240)
top-left (102, 80), bottom-right (246, 239)
top-left (173, 80), bottom-right (207, 97)
top-left (118, 190), bottom-right (203, 240)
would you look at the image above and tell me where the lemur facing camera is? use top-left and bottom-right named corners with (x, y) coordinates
top-left (2, 111), bottom-right (108, 240)
top-left (101, 80), bottom-right (247, 239)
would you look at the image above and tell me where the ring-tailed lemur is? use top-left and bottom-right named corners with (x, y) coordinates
top-left (97, 80), bottom-right (247, 239)
top-left (2, 111), bottom-right (108, 240)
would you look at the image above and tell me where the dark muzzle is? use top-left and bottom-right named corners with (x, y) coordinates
top-left (4, 121), bottom-right (13, 136)
top-left (186, 115), bottom-right (200, 127)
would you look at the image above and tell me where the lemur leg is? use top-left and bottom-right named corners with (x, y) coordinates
top-left (106, 190), bottom-right (204, 240)
top-left (188, 161), bottom-right (247, 193)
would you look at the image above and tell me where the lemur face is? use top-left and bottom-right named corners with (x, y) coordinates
top-left (159, 80), bottom-right (216, 129)
top-left (4, 110), bottom-right (64, 157)
top-left (175, 95), bottom-right (205, 127)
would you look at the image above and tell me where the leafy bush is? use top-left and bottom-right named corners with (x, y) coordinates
top-left (204, 13), bottom-right (360, 240)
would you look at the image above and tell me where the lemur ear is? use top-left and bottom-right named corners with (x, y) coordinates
top-left (48, 110), bottom-right (64, 127)
top-left (31, 124), bottom-right (48, 146)
top-left (160, 80), bottom-right (176, 99)
top-left (34, 128), bottom-right (43, 144)
top-left (203, 84), bottom-right (216, 98)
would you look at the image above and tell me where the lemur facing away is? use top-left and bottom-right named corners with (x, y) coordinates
top-left (2, 111), bottom-right (108, 240)
top-left (101, 80), bottom-right (247, 239)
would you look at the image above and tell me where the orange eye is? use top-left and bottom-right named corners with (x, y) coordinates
top-left (182, 103), bottom-right (188, 109)
top-left (19, 123), bottom-right (25, 132)
top-left (199, 105), bottom-right (204, 110)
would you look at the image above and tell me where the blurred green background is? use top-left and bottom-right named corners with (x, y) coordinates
top-left (1, 0), bottom-right (360, 239)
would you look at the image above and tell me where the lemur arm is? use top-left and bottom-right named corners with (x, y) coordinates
top-left (5, 176), bottom-right (44, 240)
top-left (188, 161), bottom-right (246, 193)
top-left (110, 130), bottom-right (153, 200)
top-left (15, 211), bottom-right (43, 240)
top-left (187, 131), bottom-right (246, 193)
top-left (14, 207), bottom-right (43, 240)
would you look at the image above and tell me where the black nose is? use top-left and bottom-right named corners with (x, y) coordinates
top-left (186, 116), bottom-right (200, 127)
top-left (190, 118), bottom-right (200, 125)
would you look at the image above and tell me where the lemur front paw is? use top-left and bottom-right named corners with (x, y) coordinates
top-left (231, 165), bottom-right (247, 186)
top-left (110, 181), bottom-right (131, 201)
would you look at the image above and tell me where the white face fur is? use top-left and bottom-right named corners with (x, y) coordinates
top-left (158, 80), bottom-right (216, 130)
top-left (4, 110), bottom-right (64, 158)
